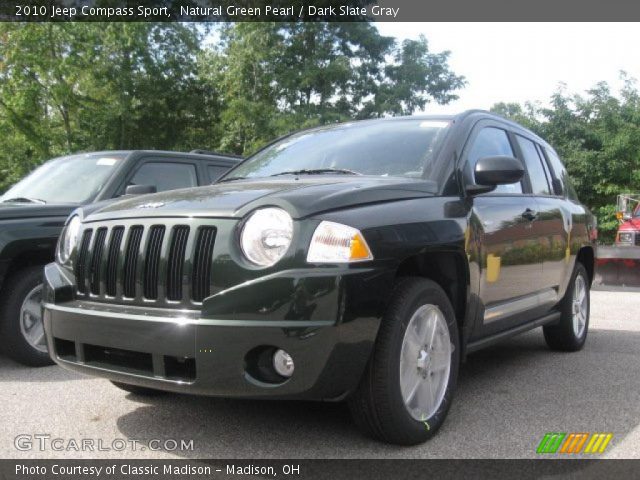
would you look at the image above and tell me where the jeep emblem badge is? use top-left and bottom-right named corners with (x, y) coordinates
top-left (136, 202), bottom-right (165, 209)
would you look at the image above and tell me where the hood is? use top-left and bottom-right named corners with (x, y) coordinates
top-left (619, 218), bottom-right (640, 231)
top-left (0, 202), bottom-right (78, 221)
top-left (85, 176), bottom-right (438, 222)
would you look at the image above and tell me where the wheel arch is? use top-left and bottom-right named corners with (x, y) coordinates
top-left (576, 246), bottom-right (595, 286)
top-left (394, 249), bottom-right (470, 346)
top-left (4, 249), bottom-right (53, 287)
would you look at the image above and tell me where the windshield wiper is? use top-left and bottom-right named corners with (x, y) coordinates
top-left (270, 168), bottom-right (362, 177)
top-left (217, 176), bottom-right (247, 183)
top-left (1, 197), bottom-right (47, 204)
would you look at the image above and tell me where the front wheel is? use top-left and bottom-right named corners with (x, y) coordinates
top-left (543, 262), bottom-right (590, 352)
top-left (0, 266), bottom-right (53, 367)
top-left (348, 277), bottom-right (460, 445)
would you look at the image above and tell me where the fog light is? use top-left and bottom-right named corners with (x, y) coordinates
top-left (273, 349), bottom-right (294, 378)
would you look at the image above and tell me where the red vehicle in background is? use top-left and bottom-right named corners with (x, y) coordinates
top-left (616, 194), bottom-right (640, 246)
top-left (595, 194), bottom-right (640, 288)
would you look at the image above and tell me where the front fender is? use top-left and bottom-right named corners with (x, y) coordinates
top-left (0, 216), bottom-right (68, 269)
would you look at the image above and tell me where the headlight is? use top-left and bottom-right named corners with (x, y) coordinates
top-left (617, 232), bottom-right (633, 244)
top-left (240, 208), bottom-right (293, 267)
top-left (58, 215), bottom-right (82, 264)
top-left (307, 221), bottom-right (373, 263)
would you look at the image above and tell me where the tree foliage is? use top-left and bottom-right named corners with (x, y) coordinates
top-left (492, 74), bottom-right (640, 242)
top-left (5, 22), bottom-right (636, 243)
top-left (0, 22), bottom-right (464, 193)
top-left (0, 22), bottom-right (207, 191)
top-left (205, 23), bottom-right (465, 153)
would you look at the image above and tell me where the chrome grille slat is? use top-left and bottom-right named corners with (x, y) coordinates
top-left (143, 226), bottom-right (165, 300)
top-left (75, 229), bottom-right (93, 294)
top-left (166, 226), bottom-right (190, 301)
top-left (89, 228), bottom-right (108, 295)
top-left (105, 227), bottom-right (124, 297)
top-left (192, 226), bottom-right (216, 302)
top-left (123, 226), bottom-right (144, 298)
top-left (114, 225), bottom-right (129, 299)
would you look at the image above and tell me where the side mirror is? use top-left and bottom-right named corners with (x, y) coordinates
top-left (474, 156), bottom-right (524, 186)
top-left (125, 184), bottom-right (157, 196)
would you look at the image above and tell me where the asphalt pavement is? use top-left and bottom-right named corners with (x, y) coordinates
top-left (1, 290), bottom-right (638, 459)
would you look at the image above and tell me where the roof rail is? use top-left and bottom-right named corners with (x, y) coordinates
top-left (189, 149), bottom-right (244, 159)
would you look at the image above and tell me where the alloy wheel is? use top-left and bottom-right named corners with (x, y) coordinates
top-left (572, 274), bottom-right (588, 338)
top-left (399, 304), bottom-right (452, 421)
top-left (19, 284), bottom-right (47, 352)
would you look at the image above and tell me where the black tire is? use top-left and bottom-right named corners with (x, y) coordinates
top-left (0, 266), bottom-right (53, 367)
top-left (110, 381), bottom-right (165, 396)
top-left (348, 277), bottom-right (460, 445)
top-left (543, 262), bottom-right (590, 352)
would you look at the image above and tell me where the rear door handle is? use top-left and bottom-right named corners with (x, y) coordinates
top-left (522, 208), bottom-right (538, 221)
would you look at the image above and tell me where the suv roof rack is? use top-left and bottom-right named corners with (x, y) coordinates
top-left (189, 149), bottom-right (244, 159)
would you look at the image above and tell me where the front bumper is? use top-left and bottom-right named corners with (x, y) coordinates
top-left (43, 262), bottom-right (391, 400)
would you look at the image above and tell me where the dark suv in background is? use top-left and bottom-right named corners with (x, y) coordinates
top-left (0, 150), bottom-right (239, 366)
top-left (43, 111), bottom-right (596, 445)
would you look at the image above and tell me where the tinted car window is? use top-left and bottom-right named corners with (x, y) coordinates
top-left (208, 165), bottom-right (229, 183)
top-left (515, 135), bottom-right (551, 195)
top-left (544, 148), bottom-right (578, 199)
top-left (468, 127), bottom-right (522, 194)
top-left (535, 144), bottom-right (554, 190)
top-left (130, 162), bottom-right (197, 192)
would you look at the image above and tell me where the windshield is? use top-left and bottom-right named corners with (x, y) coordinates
top-left (226, 119), bottom-right (449, 180)
top-left (0, 153), bottom-right (125, 204)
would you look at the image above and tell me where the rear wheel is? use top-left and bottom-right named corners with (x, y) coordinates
top-left (543, 262), bottom-right (590, 351)
top-left (110, 381), bottom-right (165, 396)
top-left (0, 266), bottom-right (53, 367)
top-left (348, 277), bottom-right (460, 445)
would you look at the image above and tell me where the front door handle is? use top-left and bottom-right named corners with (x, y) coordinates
top-left (522, 208), bottom-right (538, 221)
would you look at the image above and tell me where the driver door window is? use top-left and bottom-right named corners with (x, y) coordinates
top-left (129, 162), bottom-right (198, 193)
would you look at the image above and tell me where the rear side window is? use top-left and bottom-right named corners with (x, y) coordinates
top-left (208, 164), bottom-right (230, 183)
top-left (467, 127), bottom-right (522, 194)
top-left (130, 162), bottom-right (198, 193)
top-left (535, 144), bottom-right (554, 189)
top-left (544, 148), bottom-right (578, 199)
top-left (515, 135), bottom-right (551, 195)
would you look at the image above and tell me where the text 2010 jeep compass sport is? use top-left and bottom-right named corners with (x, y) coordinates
top-left (43, 111), bottom-right (596, 445)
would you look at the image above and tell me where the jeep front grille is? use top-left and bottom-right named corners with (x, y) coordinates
top-left (74, 220), bottom-right (217, 307)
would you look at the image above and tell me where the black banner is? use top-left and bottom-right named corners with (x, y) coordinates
top-left (2, 460), bottom-right (640, 480)
top-left (2, 0), bottom-right (640, 22)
